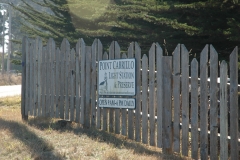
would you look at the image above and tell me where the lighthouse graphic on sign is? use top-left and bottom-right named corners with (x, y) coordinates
top-left (99, 72), bottom-right (108, 93)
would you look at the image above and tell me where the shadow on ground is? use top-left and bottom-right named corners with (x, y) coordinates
top-left (0, 118), bottom-right (64, 160)
top-left (27, 117), bottom-right (186, 159)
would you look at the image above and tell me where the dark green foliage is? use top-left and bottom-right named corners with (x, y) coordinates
top-left (12, 0), bottom-right (240, 59)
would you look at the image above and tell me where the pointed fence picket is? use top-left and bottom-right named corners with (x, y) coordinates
top-left (156, 43), bottom-right (163, 148)
top-left (181, 44), bottom-right (189, 156)
top-left (21, 37), bottom-right (240, 160)
top-left (173, 44), bottom-right (180, 152)
top-left (102, 52), bottom-right (108, 131)
top-left (191, 58), bottom-right (199, 159)
top-left (96, 39), bottom-right (103, 129)
top-left (91, 39), bottom-right (97, 127)
top-left (149, 43), bottom-right (156, 146)
top-left (210, 45), bottom-right (218, 160)
top-left (128, 42), bottom-right (134, 140)
top-left (114, 41), bottom-right (120, 134)
top-left (135, 42), bottom-right (141, 142)
top-left (200, 45), bottom-right (209, 160)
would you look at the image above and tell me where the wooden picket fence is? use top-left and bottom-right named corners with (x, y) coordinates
top-left (21, 37), bottom-right (239, 159)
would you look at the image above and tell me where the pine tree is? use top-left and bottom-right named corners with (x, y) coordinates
top-left (11, 0), bottom-right (240, 58)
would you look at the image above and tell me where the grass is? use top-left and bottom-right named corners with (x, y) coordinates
top-left (0, 96), bottom-right (190, 160)
top-left (0, 73), bottom-right (21, 86)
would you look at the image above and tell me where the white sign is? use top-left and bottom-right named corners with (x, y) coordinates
top-left (98, 98), bottom-right (135, 109)
top-left (98, 59), bottom-right (136, 95)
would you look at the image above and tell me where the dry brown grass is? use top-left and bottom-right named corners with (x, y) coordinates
top-left (0, 96), bottom-right (191, 160)
top-left (0, 73), bottom-right (21, 86)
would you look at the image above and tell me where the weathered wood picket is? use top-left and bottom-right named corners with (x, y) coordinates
top-left (21, 37), bottom-right (240, 159)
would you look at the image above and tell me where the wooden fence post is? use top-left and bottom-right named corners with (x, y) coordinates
top-left (162, 56), bottom-right (173, 154)
top-left (149, 43), bottom-right (156, 146)
top-left (37, 37), bottom-right (42, 116)
top-left (33, 39), bottom-right (38, 116)
top-left (50, 38), bottom-right (56, 118)
top-left (220, 61), bottom-right (228, 160)
top-left (80, 38), bottom-right (86, 124)
top-left (128, 42), bottom-right (134, 139)
top-left (91, 39), bottom-right (97, 127)
top-left (173, 44), bottom-right (180, 152)
top-left (135, 42), bottom-right (141, 142)
top-left (181, 44), bottom-right (189, 156)
top-left (97, 39), bottom-right (103, 129)
top-left (102, 52), bottom-right (108, 131)
top-left (75, 40), bottom-right (81, 123)
top-left (85, 46), bottom-right (92, 128)
top-left (42, 47), bottom-right (46, 117)
top-left (21, 36), bottom-right (28, 121)
top-left (191, 58), bottom-right (199, 159)
top-left (109, 42), bottom-right (114, 133)
top-left (210, 45), bottom-right (218, 160)
top-left (64, 39), bottom-right (70, 120)
top-left (60, 39), bottom-right (66, 119)
top-left (156, 43), bottom-right (163, 148)
top-left (121, 53), bottom-right (127, 136)
top-left (114, 41), bottom-right (120, 134)
top-left (29, 41), bottom-right (34, 115)
top-left (142, 54), bottom-right (148, 144)
top-left (200, 45), bottom-right (209, 159)
top-left (70, 48), bottom-right (76, 121)
top-left (230, 47), bottom-right (239, 159)
top-left (55, 48), bottom-right (60, 118)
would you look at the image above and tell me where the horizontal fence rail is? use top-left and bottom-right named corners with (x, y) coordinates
top-left (21, 37), bottom-right (239, 159)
